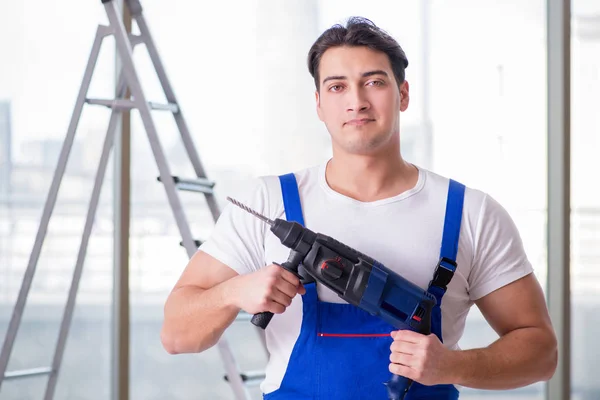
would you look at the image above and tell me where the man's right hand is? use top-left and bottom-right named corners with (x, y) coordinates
top-left (229, 263), bottom-right (306, 315)
top-left (162, 252), bottom-right (306, 354)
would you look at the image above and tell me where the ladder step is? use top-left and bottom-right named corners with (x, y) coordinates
top-left (128, 33), bottom-right (144, 47)
top-left (85, 98), bottom-right (179, 112)
top-left (179, 239), bottom-right (203, 248)
top-left (223, 370), bottom-right (265, 387)
top-left (4, 367), bottom-right (53, 380)
top-left (148, 101), bottom-right (179, 112)
top-left (157, 176), bottom-right (215, 194)
top-left (86, 98), bottom-right (135, 109)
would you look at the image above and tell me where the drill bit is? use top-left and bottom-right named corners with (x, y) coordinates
top-left (227, 197), bottom-right (274, 227)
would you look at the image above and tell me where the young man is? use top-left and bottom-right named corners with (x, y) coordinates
top-left (161, 17), bottom-right (557, 399)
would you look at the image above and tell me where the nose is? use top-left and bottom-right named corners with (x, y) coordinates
top-left (346, 87), bottom-right (370, 113)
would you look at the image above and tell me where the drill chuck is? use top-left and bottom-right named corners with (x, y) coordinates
top-left (271, 219), bottom-right (316, 256)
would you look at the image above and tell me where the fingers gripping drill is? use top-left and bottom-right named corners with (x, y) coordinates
top-left (227, 197), bottom-right (437, 400)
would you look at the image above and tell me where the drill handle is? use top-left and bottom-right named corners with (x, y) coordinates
top-left (385, 374), bottom-right (413, 400)
top-left (385, 313), bottom-right (432, 399)
top-left (251, 251), bottom-right (304, 329)
top-left (250, 310), bottom-right (274, 329)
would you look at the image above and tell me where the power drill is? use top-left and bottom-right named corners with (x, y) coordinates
top-left (227, 197), bottom-right (437, 400)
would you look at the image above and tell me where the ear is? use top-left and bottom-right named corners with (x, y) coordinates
top-left (315, 90), bottom-right (324, 121)
top-left (399, 81), bottom-right (410, 112)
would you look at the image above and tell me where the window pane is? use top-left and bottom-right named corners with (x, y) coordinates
top-left (429, 1), bottom-right (546, 400)
top-left (0, 1), bottom-right (113, 399)
top-left (571, 0), bottom-right (600, 398)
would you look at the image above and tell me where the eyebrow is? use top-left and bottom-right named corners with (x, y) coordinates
top-left (322, 70), bottom-right (389, 85)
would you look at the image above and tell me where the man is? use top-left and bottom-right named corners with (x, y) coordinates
top-left (161, 17), bottom-right (557, 399)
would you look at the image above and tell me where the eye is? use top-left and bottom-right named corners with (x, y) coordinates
top-left (367, 80), bottom-right (384, 87)
top-left (328, 84), bottom-right (344, 92)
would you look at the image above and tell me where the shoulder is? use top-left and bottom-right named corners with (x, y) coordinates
top-left (254, 163), bottom-right (322, 219)
top-left (419, 167), bottom-right (489, 220)
top-left (422, 168), bottom-right (525, 251)
top-left (419, 168), bottom-right (521, 250)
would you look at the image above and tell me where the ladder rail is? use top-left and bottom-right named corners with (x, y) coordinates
top-left (134, 12), bottom-right (221, 221)
top-left (104, 0), bottom-right (198, 254)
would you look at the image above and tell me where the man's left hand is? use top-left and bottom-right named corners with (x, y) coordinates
top-left (389, 330), bottom-right (456, 386)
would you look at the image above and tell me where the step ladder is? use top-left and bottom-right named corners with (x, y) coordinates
top-left (0, 0), bottom-right (265, 398)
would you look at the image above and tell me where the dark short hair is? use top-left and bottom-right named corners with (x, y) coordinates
top-left (307, 17), bottom-right (409, 91)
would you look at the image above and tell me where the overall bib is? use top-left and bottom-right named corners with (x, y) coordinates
top-left (264, 173), bottom-right (465, 400)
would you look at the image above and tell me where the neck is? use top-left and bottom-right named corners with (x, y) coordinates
top-left (325, 148), bottom-right (418, 202)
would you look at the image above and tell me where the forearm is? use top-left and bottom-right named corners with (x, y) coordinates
top-left (451, 327), bottom-right (557, 390)
top-left (161, 277), bottom-right (241, 354)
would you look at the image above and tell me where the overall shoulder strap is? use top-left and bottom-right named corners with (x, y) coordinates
top-left (278, 173), bottom-right (305, 227)
top-left (428, 179), bottom-right (466, 301)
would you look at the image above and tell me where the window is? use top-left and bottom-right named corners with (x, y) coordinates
top-left (571, 1), bottom-right (600, 398)
top-left (0, 1), bottom-right (114, 398)
top-left (428, 1), bottom-right (547, 398)
top-left (0, 1), bottom-right (570, 399)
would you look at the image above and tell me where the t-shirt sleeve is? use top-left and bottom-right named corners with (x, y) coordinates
top-left (468, 194), bottom-right (534, 301)
top-left (198, 177), bottom-right (270, 275)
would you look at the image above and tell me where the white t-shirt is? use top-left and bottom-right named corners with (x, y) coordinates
top-left (199, 161), bottom-right (533, 394)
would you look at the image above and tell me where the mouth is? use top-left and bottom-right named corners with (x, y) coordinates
top-left (345, 118), bottom-right (375, 126)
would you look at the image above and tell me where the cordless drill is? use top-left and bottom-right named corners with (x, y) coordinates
top-left (227, 197), bottom-right (437, 400)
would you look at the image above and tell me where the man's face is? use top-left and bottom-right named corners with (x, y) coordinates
top-left (315, 46), bottom-right (409, 156)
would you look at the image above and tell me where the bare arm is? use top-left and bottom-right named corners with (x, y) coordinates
top-left (452, 273), bottom-right (557, 388)
top-left (160, 250), bottom-right (241, 354)
top-left (160, 250), bottom-right (305, 355)
top-left (390, 273), bottom-right (557, 389)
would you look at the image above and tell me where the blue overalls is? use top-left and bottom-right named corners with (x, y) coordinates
top-left (264, 173), bottom-right (465, 400)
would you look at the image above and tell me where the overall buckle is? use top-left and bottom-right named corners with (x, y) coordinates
top-left (430, 257), bottom-right (457, 291)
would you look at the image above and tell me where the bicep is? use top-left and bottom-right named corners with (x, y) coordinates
top-left (475, 273), bottom-right (552, 336)
top-left (173, 250), bottom-right (239, 291)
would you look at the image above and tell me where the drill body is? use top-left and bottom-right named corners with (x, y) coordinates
top-left (262, 218), bottom-right (436, 336)
top-left (303, 233), bottom-right (435, 334)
